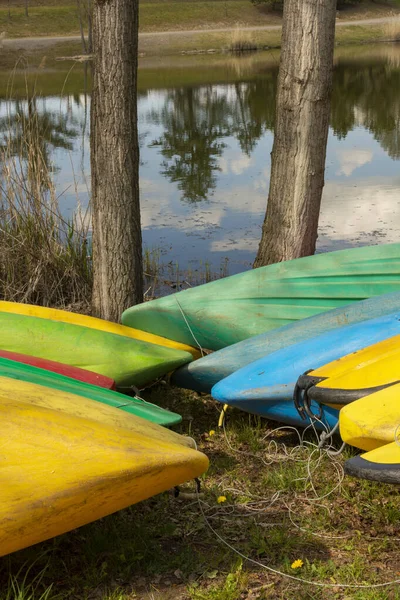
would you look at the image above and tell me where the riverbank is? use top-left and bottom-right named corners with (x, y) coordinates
top-left (1, 1), bottom-right (400, 56)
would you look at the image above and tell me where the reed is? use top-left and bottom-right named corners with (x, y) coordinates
top-left (0, 94), bottom-right (92, 310)
top-left (384, 14), bottom-right (400, 42)
top-left (228, 25), bottom-right (258, 53)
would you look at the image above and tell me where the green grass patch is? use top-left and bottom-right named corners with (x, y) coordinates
top-left (0, 5), bottom-right (82, 38)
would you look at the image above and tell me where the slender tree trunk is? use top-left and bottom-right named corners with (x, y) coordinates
top-left (25, 0), bottom-right (28, 17)
top-left (91, 0), bottom-right (143, 322)
top-left (254, 0), bottom-right (336, 268)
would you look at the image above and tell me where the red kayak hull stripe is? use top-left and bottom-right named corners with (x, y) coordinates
top-left (0, 349), bottom-right (117, 390)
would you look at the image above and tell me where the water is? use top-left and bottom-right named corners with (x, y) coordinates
top-left (1, 44), bottom-right (400, 280)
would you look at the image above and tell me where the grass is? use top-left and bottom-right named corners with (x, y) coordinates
top-left (228, 26), bottom-right (259, 53)
top-left (383, 14), bottom-right (400, 41)
top-left (1, 390), bottom-right (400, 599)
top-left (0, 87), bottom-right (92, 309)
top-left (0, 0), bottom-right (398, 44)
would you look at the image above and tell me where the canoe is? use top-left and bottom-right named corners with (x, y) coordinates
top-left (0, 357), bottom-right (181, 427)
top-left (0, 398), bottom-right (209, 556)
top-left (122, 243), bottom-right (400, 350)
top-left (0, 349), bottom-right (116, 390)
top-left (345, 443), bottom-right (400, 484)
top-left (0, 375), bottom-right (195, 449)
top-left (301, 334), bottom-right (400, 408)
top-left (0, 301), bottom-right (199, 359)
top-left (172, 291), bottom-right (400, 393)
top-left (211, 311), bottom-right (400, 429)
top-left (0, 312), bottom-right (193, 388)
top-left (339, 384), bottom-right (400, 451)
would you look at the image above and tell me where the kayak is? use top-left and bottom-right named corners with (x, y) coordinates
top-left (0, 375), bottom-right (195, 449)
top-left (211, 311), bottom-right (400, 429)
top-left (339, 384), bottom-right (400, 451)
top-left (0, 301), bottom-right (199, 359)
top-left (345, 442), bottom-right (400, 484)
top-left (301, 334), bottom-right (400, 408)
top-left (0, 312), bottom-right (193, 388)
top-left (0, 397), bottom-right (209, 556)
top-left (0, 357), bottom-right (182, 427)
top-left (172, 291), bottom-right (400, 393)
top-left (0, 349), bottom-right (116, 390)
top-left (122, 243), bottom-right (400, 350)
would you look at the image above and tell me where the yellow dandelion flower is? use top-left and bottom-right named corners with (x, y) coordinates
top-left (209, 430), bottom-right (216, 437)
top-left (217, 496), bottom-right (227, 504)
top-left (291, 559), bottom-right (303, 570)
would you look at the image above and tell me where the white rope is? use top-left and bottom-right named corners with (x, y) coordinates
top-left (196, 490), bottom-right (400, 589)
top-left (198, 419), bottom-right (400, 588)
top-left (174, 295), bottom-right (205, 357)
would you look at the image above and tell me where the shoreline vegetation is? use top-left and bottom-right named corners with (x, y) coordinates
top-left (0, 1), bottom-right (400, 56)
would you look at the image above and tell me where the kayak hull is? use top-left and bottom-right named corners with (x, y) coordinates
top-left (339, 384), bottom-right (400, 451)
top-left (122, 243), bottom-right (400, 350)
top-left (211, 311), bottom-right (400, 428)
top-left (0, 349), bottom-right (116, 390)
top-left (0, 398), bottom-right (208, 556)
top-left (172, 291), bottom-right (400, 394)
top-left (0, 301), bottom-right (199, 358)
top-left (0, 375), bottom-right (195, 448)
top-left (0, 312), bottom-right (193, 388)
top-left (303, 335), bottom-right (400, 409)
top-left (0, 357), bottom-right (181, 426)
top-left (345, 443), bottom-right (400, 484)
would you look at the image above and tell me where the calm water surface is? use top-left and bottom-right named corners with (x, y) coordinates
top-left (1, 45), bottom-right (400, 279)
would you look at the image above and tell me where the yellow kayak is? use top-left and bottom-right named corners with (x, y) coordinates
top-left (0, 376), bottom-right (195, 449)
top-left (339, 384), bottom-right (400, 452)
top-left (345, 442), bottom-right (400, 484)
top-left (0, 301), bottom-right (199, 359)
top-left (0, 398), bottom-right (209, 556)
top-left (300, 334), bottom-right (400, 409)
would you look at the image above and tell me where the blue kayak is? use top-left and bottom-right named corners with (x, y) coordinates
top-left (211, 310), bottom-right (400, 429)
top-left (173, 291), bottom-right (400, 394)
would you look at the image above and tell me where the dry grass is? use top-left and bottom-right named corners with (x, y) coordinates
top-left (0, 93), bottom-right (92, 309)
top-left (228, 25), bottom-right (259, 53)
top-left (383, 14), bottom-right (400, 41)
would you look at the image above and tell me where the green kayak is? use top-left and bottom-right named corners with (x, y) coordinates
top-left (0, 356), bottom-right (181, 427)
top-left (122, 243), bottom-right (400, 350)
top-left (0, 313), bottom-right (193, 388)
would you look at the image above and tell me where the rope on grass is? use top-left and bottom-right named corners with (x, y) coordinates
top-left (196, 488), bottom-right (400, 589)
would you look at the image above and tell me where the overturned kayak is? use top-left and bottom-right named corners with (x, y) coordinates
top-left (211, 311), bottom-right (400, 429)
top-left (0, 301), bottom-right (199, 358)
top-left (0, 312), bottom-right (193, 389)
top-left (173, 291), bottom-right (400, 393)
top-left (300, 334), bottom-right (400, 408)
top-left (0, 349), bottom-right (116, 390)
top-left (0, 376), bottom-right (195, 448)
top-left (122, 243), bottom-right (400, 350)
top-left (0, 358), bottom-right (181, 426)
top-left (345, 443), bottom-right (400, 485)
top-left (339, 384), bottom-right (400, 451)
top-left (0, 397), bottom-right (208, 556)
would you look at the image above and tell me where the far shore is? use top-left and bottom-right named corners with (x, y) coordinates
top-left (0, 14), bottom-right (398, 57)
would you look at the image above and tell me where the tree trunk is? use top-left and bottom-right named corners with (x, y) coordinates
top-left (25, 0), bottom-right (28, 17)
top-left (254, 0), bottom-right (336, 268)
top-left (91, 0), bottom-right (143, 322)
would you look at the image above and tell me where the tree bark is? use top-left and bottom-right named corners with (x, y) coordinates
top-left (254, 0), bottom-right (337, 268)
top-left (91, 0), bottom-right (143, 322)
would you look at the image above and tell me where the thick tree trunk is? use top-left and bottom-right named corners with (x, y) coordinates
top-left (91, 0), bottom-right (143, 322)
top-left (254, 0), bottom-right (336, 268)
